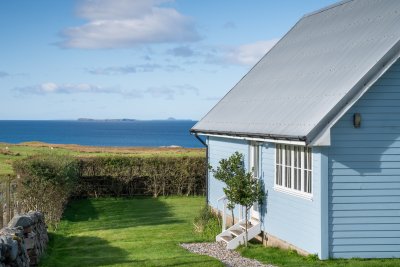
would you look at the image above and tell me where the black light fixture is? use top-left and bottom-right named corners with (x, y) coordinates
top-left (353, 113), bottom-right (361, 128)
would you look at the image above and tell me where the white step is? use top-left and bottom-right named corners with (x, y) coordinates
top-left (220, 235), bottom-right (233, 243)
top-left (239, 222), bottom-right (253, 230)
top-left (216, 219), bottom-right (262, 250)
top-left (230, 229), bottom-right (243, 236)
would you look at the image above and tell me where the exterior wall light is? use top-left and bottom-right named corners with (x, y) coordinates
top-left (353, 113), bottom-right (361, 128)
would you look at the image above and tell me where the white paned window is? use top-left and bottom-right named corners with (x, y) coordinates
top-left (275, 144), bottom-right (312, 199)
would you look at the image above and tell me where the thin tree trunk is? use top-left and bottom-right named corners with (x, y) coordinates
top-left (245, 206), bottom-right (249, 247)
top-left (231, 209), bottom-right (235, 226)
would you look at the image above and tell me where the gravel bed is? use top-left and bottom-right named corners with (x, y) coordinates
top-left (181, 242), bottom-right (275, 267)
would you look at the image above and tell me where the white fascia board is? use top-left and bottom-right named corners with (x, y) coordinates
top-left (194, 132), bottom-right (307, 146)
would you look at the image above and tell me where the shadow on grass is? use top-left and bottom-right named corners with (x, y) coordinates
top-left (62, 197), bottom-right (183, 231)
top-left (63, 198), bottom-right (99, 222)
top-left (40, 233), bottom-right (133, 267)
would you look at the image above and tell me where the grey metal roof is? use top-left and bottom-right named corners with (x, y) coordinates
top-left (191, 0), bottom-right (400, 143)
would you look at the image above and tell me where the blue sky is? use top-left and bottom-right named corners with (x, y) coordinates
top-left (0, 0), bottom-right (337, 120)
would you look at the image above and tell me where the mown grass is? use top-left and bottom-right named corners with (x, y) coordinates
top-left (0, 142), bottom-right (204, 176)
top-left (238, 243), bottom-right (400, 267)
top-left (40, 197), bottom-right (222, 267)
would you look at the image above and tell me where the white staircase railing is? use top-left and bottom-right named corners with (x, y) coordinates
top-left (216, 217), bottom-right (261, 250)
top-left (216, 195), bottom-right (261, 250)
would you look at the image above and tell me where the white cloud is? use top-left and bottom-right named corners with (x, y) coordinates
top-left (59, 0), bottom-right (200, 49)
top-left (15, 82), bottom-right (118, 95)
top-left (15, 82), bottom-right (198, 100)
top-left (87, 63), bottom-right (183, 75)
top-left (224, 39), bottom-right (279, 66)
top-left (166, 39), bottom-right (279, 66)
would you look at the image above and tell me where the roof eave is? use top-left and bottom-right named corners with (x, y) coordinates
top-left (190, 129), bottom-right (307, 146)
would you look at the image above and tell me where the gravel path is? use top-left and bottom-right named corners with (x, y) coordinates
top-left (181, 242), bottom-right (275, 267)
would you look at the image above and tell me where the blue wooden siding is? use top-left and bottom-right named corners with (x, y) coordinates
top-left (207, 136), bottom-right (249, 211)
top-left (262, 145), bottom-right (324, 256)
top-left (328, 60), bottom-right (400, 258)
top-left (207, 136), bottom-right (326, 257)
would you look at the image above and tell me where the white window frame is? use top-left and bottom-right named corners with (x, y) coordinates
top-left (274, 144), bottom-right (313, 200)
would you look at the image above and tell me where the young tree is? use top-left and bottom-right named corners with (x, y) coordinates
top-left (211, 151), bottom-right (264, 246)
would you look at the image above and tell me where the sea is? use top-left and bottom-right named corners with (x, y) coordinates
top-left (0, 120), bottom-right (203, 148)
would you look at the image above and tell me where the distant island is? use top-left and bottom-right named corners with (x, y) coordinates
top-left (77, 118), bottom-right (193, 122)
top-left (77, 118), bottom-right (137, 122)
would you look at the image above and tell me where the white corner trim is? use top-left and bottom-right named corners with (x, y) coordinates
top-left (274, 186), bottom-right (313, 201)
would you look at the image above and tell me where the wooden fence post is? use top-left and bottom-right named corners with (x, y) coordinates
top-left (0, 197), bottom-right (3, 228)
top-left (5, 180), bottom-right (10, 224)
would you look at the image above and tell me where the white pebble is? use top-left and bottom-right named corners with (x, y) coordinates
top-left (181, 242), bottom-right (274, 267)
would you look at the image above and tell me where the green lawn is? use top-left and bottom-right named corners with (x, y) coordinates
top-left (40, 197), bottom-right (222, 267)
top-left (239, 243), bottom-right (400, 267)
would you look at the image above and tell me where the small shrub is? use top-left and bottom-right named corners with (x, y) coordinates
top-left (193, 205), bottom-right (221, 241)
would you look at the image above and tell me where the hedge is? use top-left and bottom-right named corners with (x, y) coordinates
top-left (12, 155), bottom-right (206, 226)
top-left (13, 155), bottom-right (79, 227)
top-left (76, 156), bottom-right (206, 197)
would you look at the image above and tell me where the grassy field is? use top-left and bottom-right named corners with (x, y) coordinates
top-left (40, 197), bottom-right (222, 267)
top-left (0, 142), bottom-right (205, 176)
top-left (238, 243), bottom-right (400, 267)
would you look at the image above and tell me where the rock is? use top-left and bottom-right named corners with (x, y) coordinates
top-left (0, 211), bottom-right (48, 266)
top-left (8, 216), bottom-right (33, 229)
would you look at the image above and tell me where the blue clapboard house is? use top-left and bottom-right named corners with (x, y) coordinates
top-left (191, 0), bottom-right (400, 259)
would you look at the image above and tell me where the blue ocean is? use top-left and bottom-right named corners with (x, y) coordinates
top-left (0, 120), bottom-right (203, 148)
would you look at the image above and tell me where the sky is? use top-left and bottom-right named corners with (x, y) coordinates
top-left (0, 0), bottom-right (337, 120)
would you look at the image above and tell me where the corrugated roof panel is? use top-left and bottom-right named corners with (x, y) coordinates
top-left (192, 0), bottom-right (400, 142)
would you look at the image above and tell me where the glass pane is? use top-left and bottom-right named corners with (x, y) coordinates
top-left (298, 149), bottom-right (301, 168)
top-left (298, 169), bottom-right (301, 190)
top-left (304, 170), bottom-right (308, 192)
top-left (304, 147), bottom-right (308, 169)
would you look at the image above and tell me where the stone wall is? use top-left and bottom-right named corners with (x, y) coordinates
top-left (0, 211), bottom-right (48, 267)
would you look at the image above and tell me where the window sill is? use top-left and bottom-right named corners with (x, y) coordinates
top-left (273, 186), bottom-right (313, 201)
